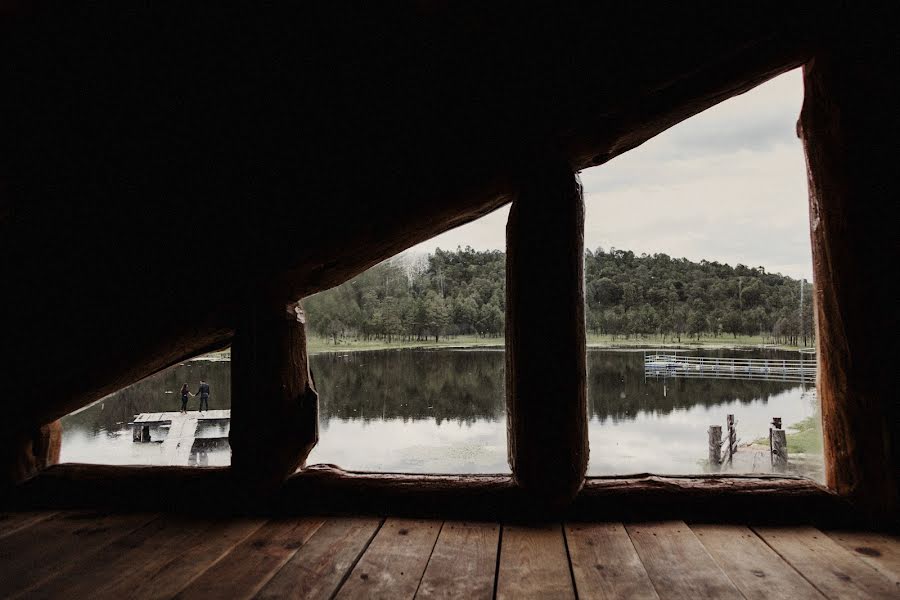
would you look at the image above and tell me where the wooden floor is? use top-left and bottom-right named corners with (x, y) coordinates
top-left (0, 511), bottom-right (897, 599)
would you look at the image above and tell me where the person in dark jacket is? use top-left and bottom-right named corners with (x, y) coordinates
top-left (196, 379), bottom-right (211, 412)
top-left (180, 383), bottom-right (193, 414)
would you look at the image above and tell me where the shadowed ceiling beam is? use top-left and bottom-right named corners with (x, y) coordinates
top-left (0, 3), bottom-right (829, 429)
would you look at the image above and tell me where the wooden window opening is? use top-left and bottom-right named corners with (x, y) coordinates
top-left (12, 41), bottom-right (898, 528)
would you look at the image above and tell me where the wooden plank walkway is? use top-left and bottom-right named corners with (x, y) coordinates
top-left (0, 509), bottom-right (897, 599)
top-left (133, 409), bottom-right (231, 424)
top-left (132, 410), bottom-right (230, 465)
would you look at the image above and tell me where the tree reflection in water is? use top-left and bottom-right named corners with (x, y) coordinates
top-left (60, 348), bottom-right (818, 475)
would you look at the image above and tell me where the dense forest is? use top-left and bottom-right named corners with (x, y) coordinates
top-left (304, 247), bottom-right (815, 345)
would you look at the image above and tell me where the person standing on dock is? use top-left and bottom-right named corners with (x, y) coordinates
top-left (196, 379), bottom-right (210, 412)
top-left (180, 383), bottom-right (193, 414)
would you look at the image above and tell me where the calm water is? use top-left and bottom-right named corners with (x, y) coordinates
top-left (61, 348), bottom-right (820, 477)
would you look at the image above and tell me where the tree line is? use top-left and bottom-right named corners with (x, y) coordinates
top-left (304, 246), bottom-right (815, 346)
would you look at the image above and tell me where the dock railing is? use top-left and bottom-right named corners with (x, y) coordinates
top-left (644, 353), bottom-right (816, 383)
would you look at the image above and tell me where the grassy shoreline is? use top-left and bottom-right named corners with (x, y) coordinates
top-left (197, 335), bottom-right (811, 360)
top-left (306, 334), bottom-right (810, 355)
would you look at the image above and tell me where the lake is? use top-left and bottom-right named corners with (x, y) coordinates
top-left (60, 347), bottom-right (821, 479)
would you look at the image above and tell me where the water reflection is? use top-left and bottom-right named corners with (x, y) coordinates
top-left (60, 348), bottom-right (821, 479)
top-left (61, 359), bottom-right (232, 466)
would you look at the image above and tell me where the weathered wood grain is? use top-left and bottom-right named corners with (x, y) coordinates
top-left (0, 511), bottom-right (157, 598)
top-left (754, 526), bottom-right (897, 599)
top-left (565, 522), bottom-right (659, 600)
top-left (415, 521), bottom-right (500, 599)
top-left (826, 529), bottom-right (900, 588)
top-left (335, 518), bottom-right (441, 600)
top-left (496, 524), bottom-right (575, 600)
top-left (626, 521), bottom-right (742, 600)
top-left (0, 509), bottom-right (56, 540)
top-left (256, 517), bottom-right (382, 600)
top-left (691, 524), bottom-right (823, 600)
top-left (174, 517), bottom-right (325, 600)
top-left (28, 515), bottom-right (263, 600)
top-left (800, 21), bottom-right (899, 519)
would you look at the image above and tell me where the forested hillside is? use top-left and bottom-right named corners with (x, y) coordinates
top-left (304, 247), bottom-right (814, 345)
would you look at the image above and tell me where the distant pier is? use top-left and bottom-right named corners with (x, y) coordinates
top-left (644, 353), bottom-right (816, 383)
top-left (130, 410), bottom-right (230, 465)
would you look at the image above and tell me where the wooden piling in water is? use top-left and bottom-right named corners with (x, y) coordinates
top-left (726, 414), bottom-right (737, 466)
top-left (708, 425), bottom-right (722, 471)
top-left (771, 429), bottom-right (788, 472)
top-left (769, 417), bottom-right (782, 467)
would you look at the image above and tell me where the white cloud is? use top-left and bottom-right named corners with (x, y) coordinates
top-left (413, 68), bottom-right (812, 280)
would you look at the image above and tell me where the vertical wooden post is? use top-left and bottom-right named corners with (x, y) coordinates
top-left (506, 157), bottom-right (587, 508)
top-left (708, 426), bottom-right (722, 471)
top-left (799, 21), bottom-right (898, 518)
top-left (726, 414), bottom-right (736, 466)
top-left (230, 298), bottom-right (318, 493)
top-left (771, 429), bottom-right (788, 472)
top-left (769, 417), bottom-right (781, 467)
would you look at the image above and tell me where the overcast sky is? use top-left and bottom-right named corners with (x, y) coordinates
top-left (412, 68), bottom-right (813, 280)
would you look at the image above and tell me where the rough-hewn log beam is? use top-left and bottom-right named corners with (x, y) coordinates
top-left (7, 464), bottom-right (857, 527)
top-left (0, 421), bottom-right (61, 490)
top-left (506, 159), bottom-right (587, 508)
top-left (0, 3), bottom-right (829, 428)
top-left (799, 21), bottom-right (899, 518)
top-left (230, 300), bottom-right (318, 493)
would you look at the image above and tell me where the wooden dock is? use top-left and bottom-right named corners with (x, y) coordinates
top-left (131, 410), bottom-right (230, 465)
top-left (645, 353), bottom-right (816, 383)
top-left (132, 409), bottom-right (231, 426)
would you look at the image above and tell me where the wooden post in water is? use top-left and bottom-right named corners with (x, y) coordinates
top-left (506, 157), bottom-right (587, 509)
top-left (726, 414), bottom-right (737, 466)
top-left (231, 298), bottom-right (319, 494)
top-left (708, 425), bottom-right (722, 471)
top-left (771, 429), bottom-right (788, 472)
top-left (769, 417), bottom-right (782, 467)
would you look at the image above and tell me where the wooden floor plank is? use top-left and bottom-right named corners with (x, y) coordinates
top-left (256, 517), bottom-right (383, 600)
top-left (0, 510), bottom-right (57, 540)
top-left (626, 521), bottom-right (743, 600)
top-left (826, 529), bottom-right (900, 588)
top-left (0, 510), bottom-right (157, 598)
top-left (566, 522), bottom-right (659, 600)
top-left (28, 514), bottom-right (263, 600)
top-left (691, 524), bottom-right (824, 600)
top-left (415, 521), bottom-right (499, 600)
top-left (335, 518), bottom-right (442, 600)
top-left (754, 526), bottom-right (898, 599)
top-left (496, 523), bottom-right (575, 600)
top-left (175, 517), bottom-right (326, 600)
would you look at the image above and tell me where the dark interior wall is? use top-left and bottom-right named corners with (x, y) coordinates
top-left (1, 3), bottom-right (825, 433)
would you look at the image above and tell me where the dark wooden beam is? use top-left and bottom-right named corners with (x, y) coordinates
top-left (230, 299), bottom-right (318, 494)
top-left (799, 17), bottom-right (899, 519)
top-left (7, 464), bottom-right (863, 527)
top-left (505, 159), bottom-right (587, 508)
top-left (0, 420), bottom-right (61, 489)
top-left (0, 3), bottom-right (830, 428)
